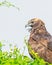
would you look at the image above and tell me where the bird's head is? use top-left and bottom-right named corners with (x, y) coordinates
top-left (25, 18), bottom-right (45, 32)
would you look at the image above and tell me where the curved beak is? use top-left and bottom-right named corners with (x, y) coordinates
top-left (25, 23), bottom-right (32, 32)
top-left (25, 24), bottom-right (29, 28)
top-left (25, 23), bottom-right (33, 28)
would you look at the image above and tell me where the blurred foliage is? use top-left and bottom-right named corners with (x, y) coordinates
top-left (0, 0), bottom-right (19, 10)
top-left (0, 41), bottom-right (52, 65)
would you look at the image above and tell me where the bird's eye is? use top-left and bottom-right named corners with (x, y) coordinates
top-left (41, 24), bottom-right (42, 26)
top-left (31, 21), bottom-right (33, 23)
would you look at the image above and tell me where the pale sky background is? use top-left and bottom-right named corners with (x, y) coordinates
top-left (0, 0), bottom-right (52, 56)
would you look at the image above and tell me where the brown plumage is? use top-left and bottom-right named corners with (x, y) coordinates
top-left (25, 18), bottom-right (52, 63)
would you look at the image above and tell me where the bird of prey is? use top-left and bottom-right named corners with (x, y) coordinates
top-left (25, 18), bottom-right (52, 63)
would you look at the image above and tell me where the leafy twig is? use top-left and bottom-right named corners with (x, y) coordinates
top-left (0, 0), bottom-right (20, 10)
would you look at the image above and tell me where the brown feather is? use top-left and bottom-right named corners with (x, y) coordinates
top-left (27, 18), bottom-right (52, 63)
